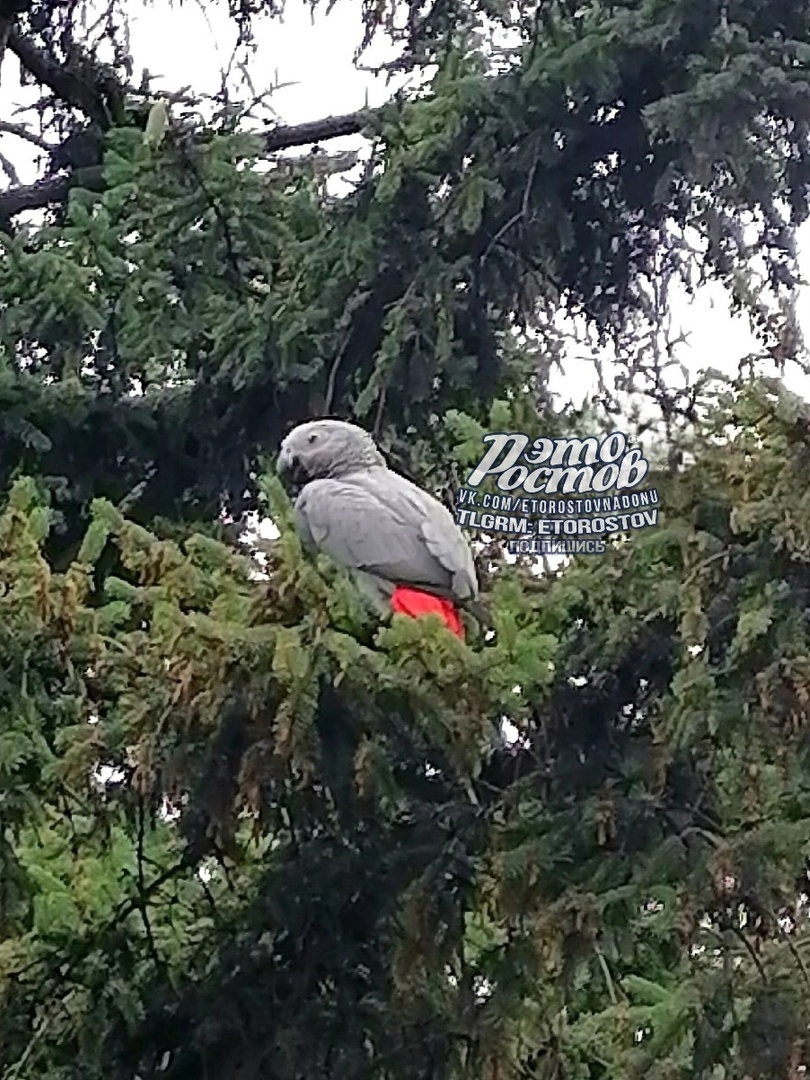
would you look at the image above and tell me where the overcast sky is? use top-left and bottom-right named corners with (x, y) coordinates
top-left (2, 0), bottom-right (809, 410)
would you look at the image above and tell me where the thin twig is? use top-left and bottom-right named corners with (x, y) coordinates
top-left (136, 790), bottom-right (163, 972)
top-left (0, 120), bottom-right (54, 152)
top-left (0, 149), bottom-right (20, 185)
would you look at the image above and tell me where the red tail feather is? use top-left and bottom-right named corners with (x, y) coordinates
top-left (390, 586), bottom-right (465, 640)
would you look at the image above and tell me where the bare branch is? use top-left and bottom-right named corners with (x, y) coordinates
top-left (7, 27), bottom-right (112, 121)
top-left (0, 148), bottom-right (20, 185)
top-left (0, 165), bottom-right (103, 220)
top-left (262, 110), bottom-right (369, 152)
top-left (0, 17), bottom-right (12, 85)
top-left (0, 119), bottom-right (53, 151)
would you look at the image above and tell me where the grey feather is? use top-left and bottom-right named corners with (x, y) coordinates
top-left (277, 420), bottom-right (479, 611)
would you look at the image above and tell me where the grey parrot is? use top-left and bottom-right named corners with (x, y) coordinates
top-left (276, 419), bottom-right (479, 637)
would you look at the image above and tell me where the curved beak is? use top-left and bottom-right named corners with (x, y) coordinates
top-left (276, 444), bottom-right (307, 495)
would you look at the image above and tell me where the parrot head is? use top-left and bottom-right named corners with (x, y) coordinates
top-left (277, 419), bottom-right (386, 493)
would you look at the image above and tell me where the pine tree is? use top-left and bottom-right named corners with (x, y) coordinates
top-left (1, 2), bottom-right (810, 1079)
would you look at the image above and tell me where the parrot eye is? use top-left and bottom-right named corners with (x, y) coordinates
top-left (307, 433), bottom-right (318, 444)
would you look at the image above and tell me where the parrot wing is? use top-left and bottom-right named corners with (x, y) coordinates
top-left (381, 469), bottom-right (479, 601)
top-left (294, 469), bottom-right (477, 601)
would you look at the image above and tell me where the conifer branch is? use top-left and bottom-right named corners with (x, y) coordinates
top-left (0, 112), bottom-right (372, 224)
top-left (0, 18), bottom-right (373, 225)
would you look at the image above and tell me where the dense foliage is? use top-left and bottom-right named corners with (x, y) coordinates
top-left (4, 380), bottom-right (810, 1080)
top-left (2, 0), bottom-right (810, 1078)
